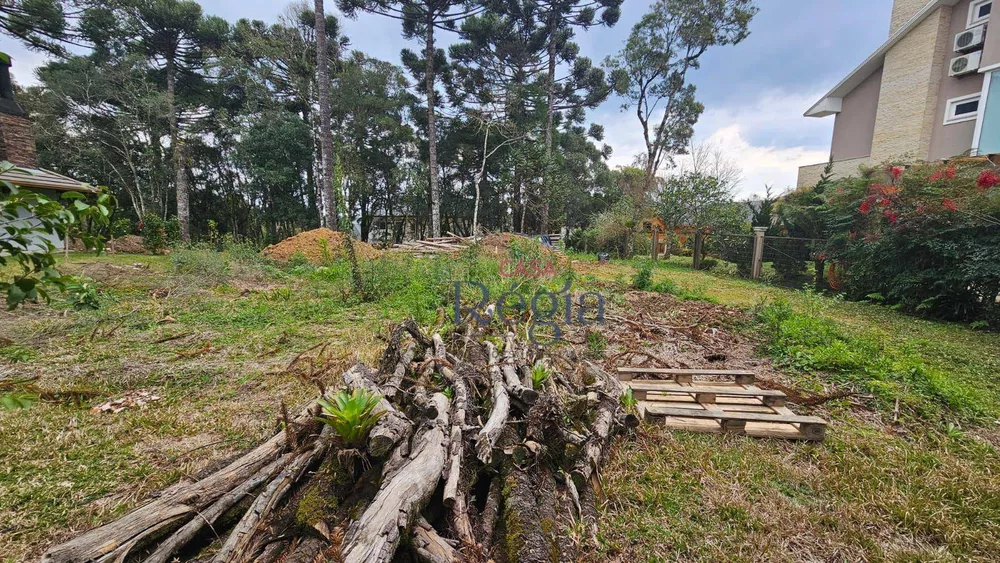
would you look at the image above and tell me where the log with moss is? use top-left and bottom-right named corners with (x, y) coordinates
top-left (42, 320), bottom-right (629, 563)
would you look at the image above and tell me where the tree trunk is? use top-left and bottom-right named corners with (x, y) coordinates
top-left (473, 128), bottom-right (489, 239)
top-left (540, 17), bottom-right (558, 235)
top-left (426, 20), bottom-right (442, 238)
top-left (166, 55), bottom-right (190, 242)
top-left (314, 0), bottom-right (339, 230)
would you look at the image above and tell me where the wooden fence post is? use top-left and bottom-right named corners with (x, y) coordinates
top-left (693, 231), bottom-right (703, 270)
top-left (751, 227), bottom-right (767, 280)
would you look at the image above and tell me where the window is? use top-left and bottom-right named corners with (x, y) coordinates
top-left (945, 93), bottom-right (981, 125)
top-left (969, 0), bottom-right (992, 27)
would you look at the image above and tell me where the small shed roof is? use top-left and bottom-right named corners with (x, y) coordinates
top-left (0, 166), bottom-right (98, 194)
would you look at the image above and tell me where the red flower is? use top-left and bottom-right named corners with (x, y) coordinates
top-left (859, 200), bottom-right (872, 214)
top-left (977, 170), bottom-right (1000, 191)
top-left (883, 209), bottom-right (899, 224)
top-left (818, 252), bottom-right (827, 261)
top-left (138, 221), bottom-right (144, 231)
top-left (880, 197), bottom-right (891, 208)
top-left (929, 163), bottom-right (956, 182)
top-left (915, 204), bottom-right (926, 215)
top-left (942, 197), bottom-right (959, 212)
top-left (890, 166), bottom-right (904, 182)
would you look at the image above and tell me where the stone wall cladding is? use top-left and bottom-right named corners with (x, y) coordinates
top-left (890, 0), bottom-right (933, 36)
top-left (797, 156), bottom-right (873, 188)
top-left (0, 112), bottom-right (38, 168)
top-left (871, 6), bottom-right (953, 162)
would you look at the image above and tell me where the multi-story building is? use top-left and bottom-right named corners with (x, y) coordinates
top-left (798, 0), bottom-right (1000, 187)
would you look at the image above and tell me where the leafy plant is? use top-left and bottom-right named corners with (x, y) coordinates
top-left (632, 263), bottom-right (653, 290)
top-left (139, 214), bottom-right (167, 254)
top-left (0, 161), bottom-right (112, 309)
top-left (63, 276), bottom-right (101, 310)
top-left (530, 364), bottom-right (551, 388)
top-left (110, 218), bottom-right (132, 239)
top-left (316, 389), bottom-right (385, 448)
top-left (164, 216), bottom-right (182, 244)
top-left (585, 329), bottom-right (606, 358)
top-left (0, 345), bottom-right (36, 363)
top-left (621, 387), bottom-right (638, 412)
top-left (0, 391), bottom-right (36, 410)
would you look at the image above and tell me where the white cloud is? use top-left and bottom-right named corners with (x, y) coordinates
top-left (599, 89), bottom-right (834, 199)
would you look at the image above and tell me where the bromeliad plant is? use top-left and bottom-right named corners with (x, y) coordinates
top-left (316, 389), bottom-right (385, 448)
top-left (530, 364), bottom-right (551, 388)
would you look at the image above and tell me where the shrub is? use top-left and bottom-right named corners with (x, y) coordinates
top-left (164, 216), bottom-right (182, 244)
top-left (63, 276), bottom-right (101, 310)
top-left (110, 218), bottom-right (132, 239)
top-left (139, 214), bottom-right (167, 254)
top-left (815, 161), bottom-right (1000, 327)
top-left (316, 389), bottom-right (384, 448)
top-left (632, 263), bottom-right (653, 290)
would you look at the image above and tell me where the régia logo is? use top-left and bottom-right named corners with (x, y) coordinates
top-left (453, 280), bottom-right (604, 344)
top-left (500, 258), bottom-right (558, 278)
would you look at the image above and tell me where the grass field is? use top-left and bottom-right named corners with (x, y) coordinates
top-left (1, 248), bottom-right (998, 561)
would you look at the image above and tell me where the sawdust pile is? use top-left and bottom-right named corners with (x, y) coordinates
top-left (476, 232), bottom-right (568, 264)
top-left (262, 228), bottom-right (381, 264)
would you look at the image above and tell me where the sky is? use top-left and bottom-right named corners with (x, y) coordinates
top-left (3, 0), bottom-right (896, 199)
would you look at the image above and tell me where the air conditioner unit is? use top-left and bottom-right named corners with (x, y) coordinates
top-left (955, 24), bottom-right (987, 52)
top-left (950, 51), bottom-right (982, 77)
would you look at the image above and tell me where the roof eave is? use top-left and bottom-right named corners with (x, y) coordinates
top-left (804, 0), bottom-right (956, 118)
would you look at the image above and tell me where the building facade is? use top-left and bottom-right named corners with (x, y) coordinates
top-left (798, 0), bottom-right (1000, 187)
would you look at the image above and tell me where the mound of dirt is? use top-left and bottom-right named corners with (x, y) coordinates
top-left (477, 232), bottom-right (567, 264)
top-left (262, 228), bottom-right (381, 264)
top-left (109, 235), bottom-right (145, 254)
top-left (70, 234), bottom-right (147, 254)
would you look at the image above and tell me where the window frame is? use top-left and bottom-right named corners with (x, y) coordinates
top-left (969, 0), bottom-right (992, 27)
top-left (944, 93), bottom-right (982, 125)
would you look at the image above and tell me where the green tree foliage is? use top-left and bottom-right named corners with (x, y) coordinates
top-left (606, 0), bottom-right (756, 186)
top-left (0, 162), bottom-right (112, 309)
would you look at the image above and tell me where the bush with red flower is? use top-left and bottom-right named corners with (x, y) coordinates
top-left (813, 161), bottom-right (1000, 328)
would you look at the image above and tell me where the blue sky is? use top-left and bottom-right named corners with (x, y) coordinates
top-left (4, 0), bottom-right (895, 197)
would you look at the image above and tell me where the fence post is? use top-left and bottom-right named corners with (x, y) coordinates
top-left (651, 228), bottom-right (659, 262)
top-left (693, 231), bottom-right (703, 270)
top-left (751, 227), bottom-right (767, 280)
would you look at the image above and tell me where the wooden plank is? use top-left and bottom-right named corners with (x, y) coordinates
top-left (660, 418), bottom-right (820, 441)
top-left (617, 367), bottom-right (755, 376)
top-left (642, 404), bottom-right (827, 425)
top-left (624, 381), bottom-right (786, 398)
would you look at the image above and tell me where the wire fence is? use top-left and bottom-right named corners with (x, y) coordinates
top-left (703, 233), bottom-right (828, 283)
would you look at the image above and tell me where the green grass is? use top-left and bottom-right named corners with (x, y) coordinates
top-left (2, 248), bottom-right (1000, 560)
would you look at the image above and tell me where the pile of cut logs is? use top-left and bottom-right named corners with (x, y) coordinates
top-left (391, 236), bottom-right (472, 256)
top-left (43, 320), bottom-right (631, 563)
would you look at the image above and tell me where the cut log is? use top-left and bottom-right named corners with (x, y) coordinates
top-left (433, 335), bottom-right (476, 548)
top-left (143, 453), bottom-right (294, 563)
top-left (212, 428), bottom-right (332, 563)
top-left (503, 333), bottom-right (538, 405)
top-left (412, 518), bottom-right (461, 563)
top-left (476, 342), bottom-right (510, 464)
top-left (342, 393), bottom-right (451, 563)
top-left (383, 340), bottom-right (416, 402)
top-left (42, 400), bottom-right (321, 563)
top-left (342, 364), bottom-right (413, 458)
top-left (571, 363), bottom-right (622, 490)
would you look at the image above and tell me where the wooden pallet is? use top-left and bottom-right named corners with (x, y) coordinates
top-left (618, 367), bottom-right (827, 442)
